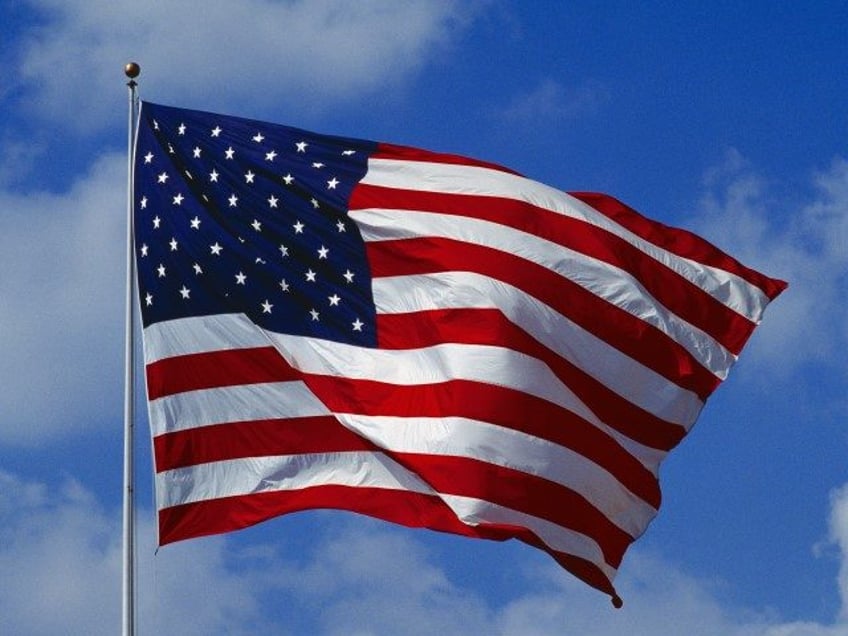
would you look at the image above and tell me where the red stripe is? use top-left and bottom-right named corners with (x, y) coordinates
top-left (390, 453), bottom-right (632, 566)
top-left (147, 345), bottom-right (661, 507)
top-left (158, 484), bottom-right (617, 596)
top-left (377, 308), bottom-right (687, 452)
top-left (570, 192), bottom-right (788, 299)
top-left (147, 346), bottom-right (294, 399)
top-left (351, 184), bottom-right (755, 354)
top-left (373, 142), bottom-right (521, 175)
top-left (305, 372), bottom-right (660, 509)
top-left (367, 237), bottom-right (720, 399)
top-left (153, 415), bottom-right (374, 472)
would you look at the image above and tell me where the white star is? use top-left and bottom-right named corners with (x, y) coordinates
top-left (328, 294), bottom-right (340, 306)
top-left (169, 237), bottom-right (178, 251)
top-left (265, 150), bottom-right (277, 161)
top-left (279, 279), bottom-right (289, 292)
top-left (293, 220), bottom-right (304, 234)
top-left (153, 120), bottom-right (159, 130)
top-left (210, 242), bottom-right (223, 255)
top-left (305, 269), bottom-right (317, 282)
top-left (282, 173), bottom-right (294, 185)
top-left (153, 216), bottom-right (161, 229)
top-left (211, 126), bottom-right (222, 137)
top-left (251, 219), bottom-right (262, 232)
top-left (225, 146), bottom-right (235, 160)
top-left (179, 285), bottom-right (190, 299)
top-left (343, 269), bottom-right (355, 283)
top-left (352, 318), bottom-right (364, 331)
top-left (193, 147), bottom-right (202, 158)
top-left (193, 263), bottom-right (203, 274)
top-left (245, 171), bottom-right (255, 183)
top-left (310, 308), bottom-right (320, 321)
top-left (157, 264), bottom-right (166, 277)
top-left (190, 216), bottom-right (201, 229)
top-left (157, 172), bottom-right (169, 183)
top-left (145, 293), bottom-right (153, 306)
top-left (209, 169), bottom-right (219, 182)
top-left (177, 123), bottom-right (186, 135)
top-left (261, 300), bottom-right (273, 314)
top-left (317, 245), bottom-right (329, 259)
top-left (235, 272), bottom-right (247, 285)
top-left (144, 152), bottom-right (154, 163)
top-left (228, 194), bottom-right (238, 207)
top-left (342, 150), bottom-right (356, 156)
top-left (296, 141), bottom-right (308, 153)
top-left (139, 244), bottom-right (148, 257)
top-left (173, 193), bottom-right (184, 205)
top-left (327, 177), bottom-right (339, 189)
top-left (279, 244), bottom-right (289, 257)
top-left (310, 198), bottom-right (320, 209)
top-left (268, 195), bottom-right (278, 208)
top-left (168, 143), bottom-right (175, 154)
top-left (312, 162), bottom-right (324, 169)
top-left (253, 132), bottom-right (265, 143)
top-left (140, 196), bottom-right (148, 209)
top-left (336, 220), bottom-right (346, 232)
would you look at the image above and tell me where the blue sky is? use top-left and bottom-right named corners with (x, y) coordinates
top-left (1, 1), bottom-right (846, 633)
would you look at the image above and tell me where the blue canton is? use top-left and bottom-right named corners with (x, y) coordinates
top-left (134, 102), bottom-right (378, 347)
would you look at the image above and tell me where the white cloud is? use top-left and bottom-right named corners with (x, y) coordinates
top-left (3, 466), bottom-right (848, 635)
top-left (0, 469), bottom-right (287, 635)
top-left (269, 523), bottom-right (494, 635)
top-left (495, 78), bottom-right (610, 124)
top-left (693, 150), bottom-right (848, 378)
top-left (14, 0), bottom-right (482, 132)
top-left (0, 153), bottom-right (125, 445)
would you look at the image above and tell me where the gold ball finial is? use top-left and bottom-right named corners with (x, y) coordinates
top-left (124, 62), bottom-right (141, 79)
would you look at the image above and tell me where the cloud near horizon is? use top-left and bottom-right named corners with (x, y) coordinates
top-left (1, 467), bottom-right (848, 635)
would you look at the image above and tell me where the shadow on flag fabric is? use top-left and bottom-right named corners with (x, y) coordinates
top-left (132, 101), bottom-right (786, 605)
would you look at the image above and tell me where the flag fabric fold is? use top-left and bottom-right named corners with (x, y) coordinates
top-left (133, 101), bottom-right (786, 602)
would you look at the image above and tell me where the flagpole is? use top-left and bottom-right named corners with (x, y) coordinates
top-left (123, 61), bottom-right (140, 636)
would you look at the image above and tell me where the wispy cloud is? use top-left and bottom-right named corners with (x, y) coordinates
top-left (13, 0), bottom-right (482, 132)
top-left (0, 469), bottom-right (286, 635)
top-left (693, 150), bottom-right (848, 380)
top-left (495, 78), bottom-right (610, 124)
top-left (0, 154), bottom-right (125, 444)
top-left (3, 467), bottom-right (848, 634)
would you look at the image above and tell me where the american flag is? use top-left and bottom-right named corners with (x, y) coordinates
top-left (134, 101), bottom-right (786, 603)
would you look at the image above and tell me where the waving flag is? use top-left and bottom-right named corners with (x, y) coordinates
top-left (133, 101), bottom-right (785, 604)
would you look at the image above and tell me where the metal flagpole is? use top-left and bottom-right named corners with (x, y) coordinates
top-left (123, 61), bottom-right (141, 636)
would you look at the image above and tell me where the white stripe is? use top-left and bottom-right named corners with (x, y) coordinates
top-left (145, 337), bottom-right (658, 533)
top-left (143, 313), bottom-right (267, 364)
top-left (266, 332), bottom-right (607, 429)
top-left (336, 413), bottom-right (657, 537)
top-left (146, 316), bottom-right (643, 459)
top-left (156, 451), bottom-right (616, 573)
top-left (372, 272), bottom-right (703, 432)
top-left (441, 494), bottom-right (618, 576)
top-left (156, 450), bottom-right (434, 509)
top-left (148, 380), bottom-right (330, 436)
top-left (351, 207), bottom-right (735, 379)
top-left (143, 313), bottom-right (692, 466)
top-left (359, 157), bottom-right (771, 322)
